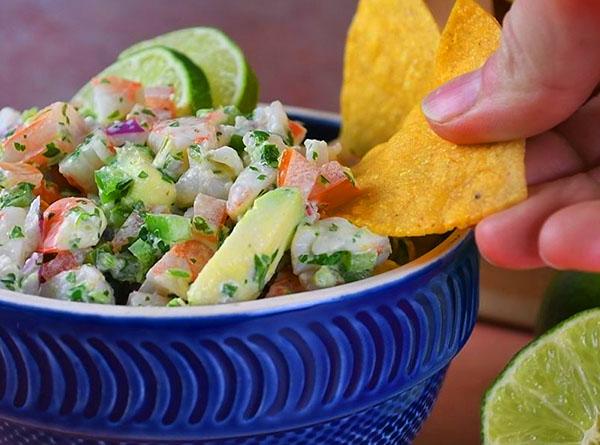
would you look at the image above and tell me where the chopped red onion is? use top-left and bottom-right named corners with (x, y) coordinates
top-left (105, 119), bottom-right (148, 146)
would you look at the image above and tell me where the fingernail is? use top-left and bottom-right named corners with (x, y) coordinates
top-left (422, 70), bottom-right (482, 123)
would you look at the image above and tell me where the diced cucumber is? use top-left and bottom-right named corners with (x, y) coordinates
top-left (144, 214), bottom-right (191, 244)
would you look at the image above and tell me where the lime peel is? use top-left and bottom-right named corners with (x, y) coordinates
top-left (119, 27), bottom-right (258, 113)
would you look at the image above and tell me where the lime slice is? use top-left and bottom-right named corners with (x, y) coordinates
top-left (72, 46), bottom-right (211, 117)
top-left (119, 27), bottom-right (258, 113)
top-left (483, 308), bottom-right (600, 444)
top-left (537, 271), bottom-right (600, 334)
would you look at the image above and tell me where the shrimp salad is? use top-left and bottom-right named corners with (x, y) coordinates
top-left (0, 76), bottom-right (422, 307)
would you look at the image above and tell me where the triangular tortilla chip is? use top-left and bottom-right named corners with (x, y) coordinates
top-left (333, 0), bottom-right (527, 237)
top-left (340, 0), bottom-right (440, 159)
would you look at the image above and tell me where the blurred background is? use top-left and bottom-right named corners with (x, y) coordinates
top-left (2, 0), bottom-right (494, 111)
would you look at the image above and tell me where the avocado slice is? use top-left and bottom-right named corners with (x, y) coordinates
top-left (187, 187), bottom-right (304, 305)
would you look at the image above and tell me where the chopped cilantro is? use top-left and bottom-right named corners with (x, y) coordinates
top-left (159, 169), bottom-right (175, 184)
top-left (257, 174), bottom-right (266, 181)
top-left (319, 175), bottom-right (330, 185)
top-left (299, 250), bottom-right (377, 283)
top-left (0, 272), bottom-right (22, 291)
top-left (69, 237), bottom-right (81, 249)
top-left (65, 271), bottom-right (77, 284)
top-left (192, 216), bottom-right (214, 234)
top-left (260, 144), bottom-right (280, 168)
top-left (168, 121), bottom-right (180, 127)
top-left (253, 251), bottom-right (277, 289)
top-left (9, 226), bottom-right (24, 239)
top-left (107, 110), bottom-right (121, 120)
top-left (138, 171), bottom-right (149, 179)
top-left (168, 269), bottom-right (191, 279)
top-left (329, 223), bottom-right (339, 232)
top-left (167, 298), bottom-right (188, 307)
top-left (251, 130), bottom-right (270, 143)
top-left (221, 282), bottom-right (238, 299)
top-left (311, 151), bottom-right (318, 160)
top-left (67, 283), bottom-right (88, 302)
top-left (141, 108), bottom-right (156, 116)
top-left (61, 103), bottom-right (71, 125)
top-left (13, 142), bottom-right (26, 152)
top-left (0, 183), bottom-right (35, 209)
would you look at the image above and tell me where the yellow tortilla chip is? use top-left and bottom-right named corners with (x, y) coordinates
top-left (334, 0), bottom-right (527, 237)
top-left (340, 0), bottom-right (440, 159)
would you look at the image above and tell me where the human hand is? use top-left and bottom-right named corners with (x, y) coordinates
top-left (421, 0), bottom-right (600, 272)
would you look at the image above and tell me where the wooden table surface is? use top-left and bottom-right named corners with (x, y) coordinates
top-left (1, 2), bottom-right (534, 444)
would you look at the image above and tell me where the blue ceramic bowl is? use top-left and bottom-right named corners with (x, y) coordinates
top-left (0, 108), bottom-right (479, 445)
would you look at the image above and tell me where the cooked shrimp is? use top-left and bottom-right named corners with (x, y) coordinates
top-left (144, 86), bottom-right (176, 119)
top-left (291, 217), bottom-right (391, 289)
top-left (41, 198), bottom-right (107, 253)
top-left (304, 139), bottom-right (342, 167)
top-left (2, 102), bottom-right (87, 167)
top-left (147, 117), bottom-right (218, 155)
top-left (0, 162), bottom-right (43, 189)
top-left (226, 162), bottom-right (276, 220)
top-left (190, 192), bottom-right (228, 248)
top-left (127, 291), bottom-right (171, 307)
top-left (91, 76), bottom-right (143, 123)
top-left (58, 130), bottom-right (114, 193)
top-left (176, 166), bottom-right (227, 206)
top-left (0, 197), bottom-right (41, 266)
top-left (41, 265), bottom-right (114, 304)
top-left (139, 239), bottom-right (214, 298)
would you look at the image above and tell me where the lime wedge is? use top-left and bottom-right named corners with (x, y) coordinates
top-left (119, 27), bottom-right (258, 113)
top-left (72, 46), bottom-right (211, 117)
top-left (483, 308), bottom-right (600, 444)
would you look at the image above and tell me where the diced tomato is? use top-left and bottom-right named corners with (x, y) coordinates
top-left (277, 148), bottom-right (319, 199)
top-left (35, 179), bottom-right (62, 206)
top-left (144, 86), bottom-right (176, 119)
top-left (288, 120), bottom-right (307, 145)
top-left (308, 161), bottom-right (360, 210)
top-left (40, 251), bottom-right (80, 281)
top-left (40, 197), bottom-right (87, 253)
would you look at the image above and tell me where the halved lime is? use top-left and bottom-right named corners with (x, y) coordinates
top-left (72, 46), bottom-right (211, 117)
top-left (483, 308), bottom-right (600, 444)
top-left (119, 27), bottom-right (258, 113)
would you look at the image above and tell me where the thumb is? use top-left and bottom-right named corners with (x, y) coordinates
top-left (422, 0), bottom-right (600, 144)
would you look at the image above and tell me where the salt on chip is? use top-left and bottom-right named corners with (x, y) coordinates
top-left (340, 0), bottom-right (439, 159)
top-left (333, 0), bottom-right (527, 237)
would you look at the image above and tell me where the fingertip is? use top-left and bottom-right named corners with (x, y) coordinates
top-left (539, 201), bottom-right (600, 272)
top-left (475, 213), bottom-right (545, 269)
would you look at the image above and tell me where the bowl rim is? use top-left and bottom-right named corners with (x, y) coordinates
top-left (0, 107), bottom-right (472, 319)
